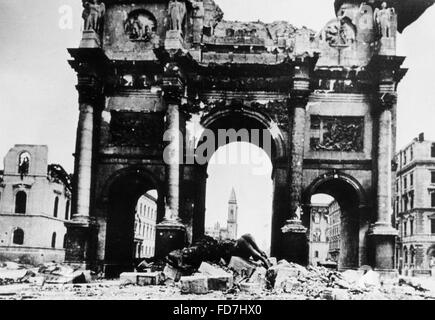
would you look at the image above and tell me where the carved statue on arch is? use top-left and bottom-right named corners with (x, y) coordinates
top-left (374, 2), bottom-right (396, 38)
top-left (322, 17), bottom-right (356, 47)
top-left (168, 0), bottom-right (187, 31)
top-left (82, 0), bottom-right (106, 33)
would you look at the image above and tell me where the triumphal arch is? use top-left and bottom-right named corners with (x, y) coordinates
top-left (65, 0), bottom-right (432, 277)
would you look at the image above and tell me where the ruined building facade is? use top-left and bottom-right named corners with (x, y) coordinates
top-left (65, 0), bottom-right (432, 277)
top-left (395, 133), bottom-right (435, 276)
top-left (0, 145), bottom-right (72, 264)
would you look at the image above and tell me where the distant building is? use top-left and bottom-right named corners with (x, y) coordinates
top-left (308, 204), bottom-right (330, 266)
top-left (326, 200), bottom-right (341, 263)
top-left (134, 193), bottom-right (157, 258)
top-left (395, 133), bottom-right (435, 275)
top-left (205, 188), bottom-right (238, 240)
top-left (227, 188), bottom-right (238, 240)
top-left (0, 145), bottom-right (72, 264)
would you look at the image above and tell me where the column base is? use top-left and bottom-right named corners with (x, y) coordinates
top-left (64, 217), bottom-right (98, 265)
top-left (79, 30), bottom-right (101, 48)
top-left (155, 220), bottom-right (187, 260)
top-left (368, 223), bottom-right (398, 271)
top-left (280, 219), bottom-right (308, 265)
top-left (165, 30), bottom-right (184, 50)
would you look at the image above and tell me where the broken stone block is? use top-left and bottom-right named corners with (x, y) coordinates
top-left (3, 262), bottom-right (21, 270)
top-left (207, 274), bottom-right (234, 291)
top-left (29, 276), bottom-right (45, 286)
top-left (277, 259), bottom-right (291, 267)
top-left (137, 272), bottom-right (162, 286)
top-left (358, 270), bottom-right (381, 289)
top-left (341, 269), bottom-right (363, 285)
top-left (228, 257), bottom-right (256, 278)
top-left (119, 272), bottom-right (138, 285)
top-left (197, 262), bottom-right (234, 291)
top-left (72, 270), bottom-right (92, 284)
top-left (198, 262), bottom-right (229, 276)
top-left (240, 282), bottom-right (262, 294)
top-left (50, 265), bottom-right (75, 277)
top-left (163, 264), bottom-right (181, 282)
top-left (271, 266), bottom-right (300, 289)
top-left (180, 275), bottom-right (208, 295)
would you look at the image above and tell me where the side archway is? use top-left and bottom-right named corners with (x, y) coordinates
top-left (99, 167), bottom-right (164, 278)
top-left (303, 171), bottom-right (368, 270)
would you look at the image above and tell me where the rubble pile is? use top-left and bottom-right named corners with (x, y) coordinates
top-left (0, 261), bottom-right (92, 287)
top-left (119, 254), bottom-right (435, 300)
top-left (2, 257), bottom-right (435, 300)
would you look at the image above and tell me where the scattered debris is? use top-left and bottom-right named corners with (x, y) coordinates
top-left (2, 255), bottom-right (435, 300)
top-left (180, 275), bottom-right (209, 295)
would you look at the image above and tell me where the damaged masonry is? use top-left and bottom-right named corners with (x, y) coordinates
top-left (1, 235), bottom-right (435, 300)
top-left (64, 0), bottom-right (433, 280)
top-left (1, 0), bottom-right (435, 301)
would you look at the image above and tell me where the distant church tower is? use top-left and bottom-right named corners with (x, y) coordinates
top-left (227, 188), bottom-right (238, 240)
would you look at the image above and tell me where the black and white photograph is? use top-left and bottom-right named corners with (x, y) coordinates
top-left (0, 0), bottom-right (435, 305)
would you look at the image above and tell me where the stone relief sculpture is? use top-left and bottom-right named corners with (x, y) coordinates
top-left (124, 11), bottom-right (156, 41)
top-left (82, 0), bottom-right (106, 33)
top-left (322, 17), bottom-right (356, 47)
top-left (168, 0), bottom-right (187, 31)
top-left (310, 116), bottom-right (364, 152)
top-left (110, 112), bottom-right (163, 146)
top-left (374, 2), bottom-right (396, 38)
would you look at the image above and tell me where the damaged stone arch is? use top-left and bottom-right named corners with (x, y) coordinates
top-left (198, 104), bottom-right (287, 163)
top-left (98, 166), bottom-right (165, 278)
top-left (302, 171), bottom-right (370, 270)
top-left (191, 103), bottom-right (286, 251)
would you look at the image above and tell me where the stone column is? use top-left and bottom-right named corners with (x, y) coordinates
top-left (369, 82), bottom-right (399, 274)
top-left (165, 103), bottom-right (181, 219)
top-left (155, 69), bottom-right (187, 259)
top-left (280, 60), bottom-right (312, 264)
top-left (65, 74), bottom-right (102, 266)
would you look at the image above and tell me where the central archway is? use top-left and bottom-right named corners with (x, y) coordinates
top-left (192, 105), bottom-right (286, 255)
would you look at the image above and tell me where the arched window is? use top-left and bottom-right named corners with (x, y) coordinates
top-left (65, 200), bottom-right (70, 220)
top-left (51, 232), bottom-right (57, 248)
top-left (18, 152), bottom-right (31, 178)
top-left (404, 247), bottom-right (408, 264)
top-left (15, 191), bottom-right (27, 214)
top-left (12, 228), bottom-right (24, 245)
top-left (53, 197), bottom-right (59, 218)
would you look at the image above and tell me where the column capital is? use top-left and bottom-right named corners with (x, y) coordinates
top-left (76, 74), bottom-right (104, 106)
top-left (289, 90), bottom-right (310, 108)
top-left (377, 92), bottom-right (397, 111)
top-left (162, 62), bottom-right (186, 105)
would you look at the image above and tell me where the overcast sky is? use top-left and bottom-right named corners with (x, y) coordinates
top-left (1, 1), bottom-right (434, 248)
